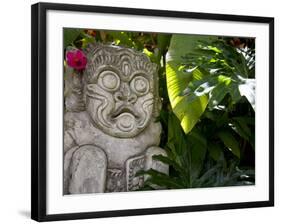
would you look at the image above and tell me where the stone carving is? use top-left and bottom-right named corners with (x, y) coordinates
top-left (64, 44), bottom-right (168, 194)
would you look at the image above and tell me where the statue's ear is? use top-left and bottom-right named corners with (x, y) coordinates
top-left (64, 66), bottom-right (86, 112)
top-left (152, 63), bottom-right (158, 75)
top-left (84, 43), bottom-right (98, 54)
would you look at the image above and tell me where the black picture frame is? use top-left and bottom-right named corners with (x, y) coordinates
top-left (31, 2), bottom-right (274, 222)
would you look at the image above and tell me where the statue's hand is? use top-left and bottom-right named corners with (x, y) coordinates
top-left (125, 146), bottom-right (169, 191)
top-left (144, 146), bottom-right (169, 176)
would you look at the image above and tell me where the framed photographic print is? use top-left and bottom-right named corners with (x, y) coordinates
top-left (31, 2), bottom-right (274, 222)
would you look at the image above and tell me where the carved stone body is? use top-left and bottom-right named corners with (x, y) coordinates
top-left (64, 44), bottom-right (168, 194)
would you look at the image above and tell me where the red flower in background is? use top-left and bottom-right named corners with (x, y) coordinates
top-left (66, 50), bottom-right (87, 70)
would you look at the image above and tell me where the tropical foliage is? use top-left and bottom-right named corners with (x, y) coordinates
top-left (64, 28), bottom-right (255, 190)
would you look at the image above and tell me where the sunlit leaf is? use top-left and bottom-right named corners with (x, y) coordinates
top-left (108, 31), bottom-right (134, 48)
top-left (81, 33), bottom-right (95, 48)
top-left (208, 83), bottom-right (228, 109)
top-left (166, 34), bottom-right (216, 133)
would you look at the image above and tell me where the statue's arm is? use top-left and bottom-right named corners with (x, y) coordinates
top-left (125, 146), bottom-right (169, 191)
top-left (63, 129), bottom-right (108, 194)
top-left (144, 146), bottom-right (169, 175)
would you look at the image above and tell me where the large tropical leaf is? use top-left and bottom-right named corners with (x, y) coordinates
top-left (166, 34), bottom-right (215, 133)
top-left (182, 39), bottom-right (255, 110)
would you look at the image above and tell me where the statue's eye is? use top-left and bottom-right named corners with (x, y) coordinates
top-left (98, 71), bottom-right (120, 91)
top-left (130, 76), bottom-right (149, 95)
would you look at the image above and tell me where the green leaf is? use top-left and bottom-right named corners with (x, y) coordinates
top-left (208, 82), bottom-right (228, 109)
top-left (81, 33), bottom-right (95, 48)
top-left (139, 169), bottom-right (184, 189)
top-left (157, 34), bottom-right (172, 55)
top-left (193, 164), bottom-right (221, 187)
top-left (165, 34), bottom-right (216, 133)
top-left (228, 76), bottom-right (255, 110)
top-left (229, 120), bottom-right (250, 142)
top-left (232, 117), bottom-right (252, 136)
top-left (152, 154), bottom-right (186, 175)
top-left (174, 94), bottom-right (208, 134)
top-left (230, 117), bottom-right (255, 147)
top-left (108, 31), bottom-right (134, 48)
top-left (208, 144), bottom-right (224, 161)
top-left (143, 48), bottom-right (160, 64)
top-left (64, 28), bottom-right (82, 49)
top-left (217, 131), bottom-right (240, 158)
top-left (167, 113), bottom-right (187, 158)
top-left (228, 82), bottom-right (242, 103)
top-left (187, 130), bottom-right (207, 180)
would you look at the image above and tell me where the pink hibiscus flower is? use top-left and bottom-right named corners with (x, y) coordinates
top-left (66, 49), bottom-right (87, 70)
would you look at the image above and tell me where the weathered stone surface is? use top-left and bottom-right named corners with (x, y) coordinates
top-left (69, 145), bottom-right (107, 194)
top-left (145, 146), bottom-right (169, 175)
top-left (126, 155), bottom-right (145, 191)
top-left (64, 44), bottom-right (168, 194)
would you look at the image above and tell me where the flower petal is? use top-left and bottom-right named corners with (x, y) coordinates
top-left (66, 49), bottom-right (87, 70)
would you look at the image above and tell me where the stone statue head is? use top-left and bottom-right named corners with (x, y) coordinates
top-left (83, 44), bottom-right (160, 138)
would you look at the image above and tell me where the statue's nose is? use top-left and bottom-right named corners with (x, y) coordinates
top-left (114, 83), bottom-right (137, 104)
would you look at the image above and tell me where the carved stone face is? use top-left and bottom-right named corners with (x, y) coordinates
top-left (84, 45), bottom-right (158, 138)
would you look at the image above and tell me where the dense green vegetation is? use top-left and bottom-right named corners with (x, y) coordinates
top-left (64, 28), bottom-right (255, 189)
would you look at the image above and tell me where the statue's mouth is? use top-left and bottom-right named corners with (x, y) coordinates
top-left (111, 106), bottom-right (139, 119)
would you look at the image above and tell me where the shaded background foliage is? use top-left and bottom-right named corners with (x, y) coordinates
top-left (64, 28), bottom-right (255, 190)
